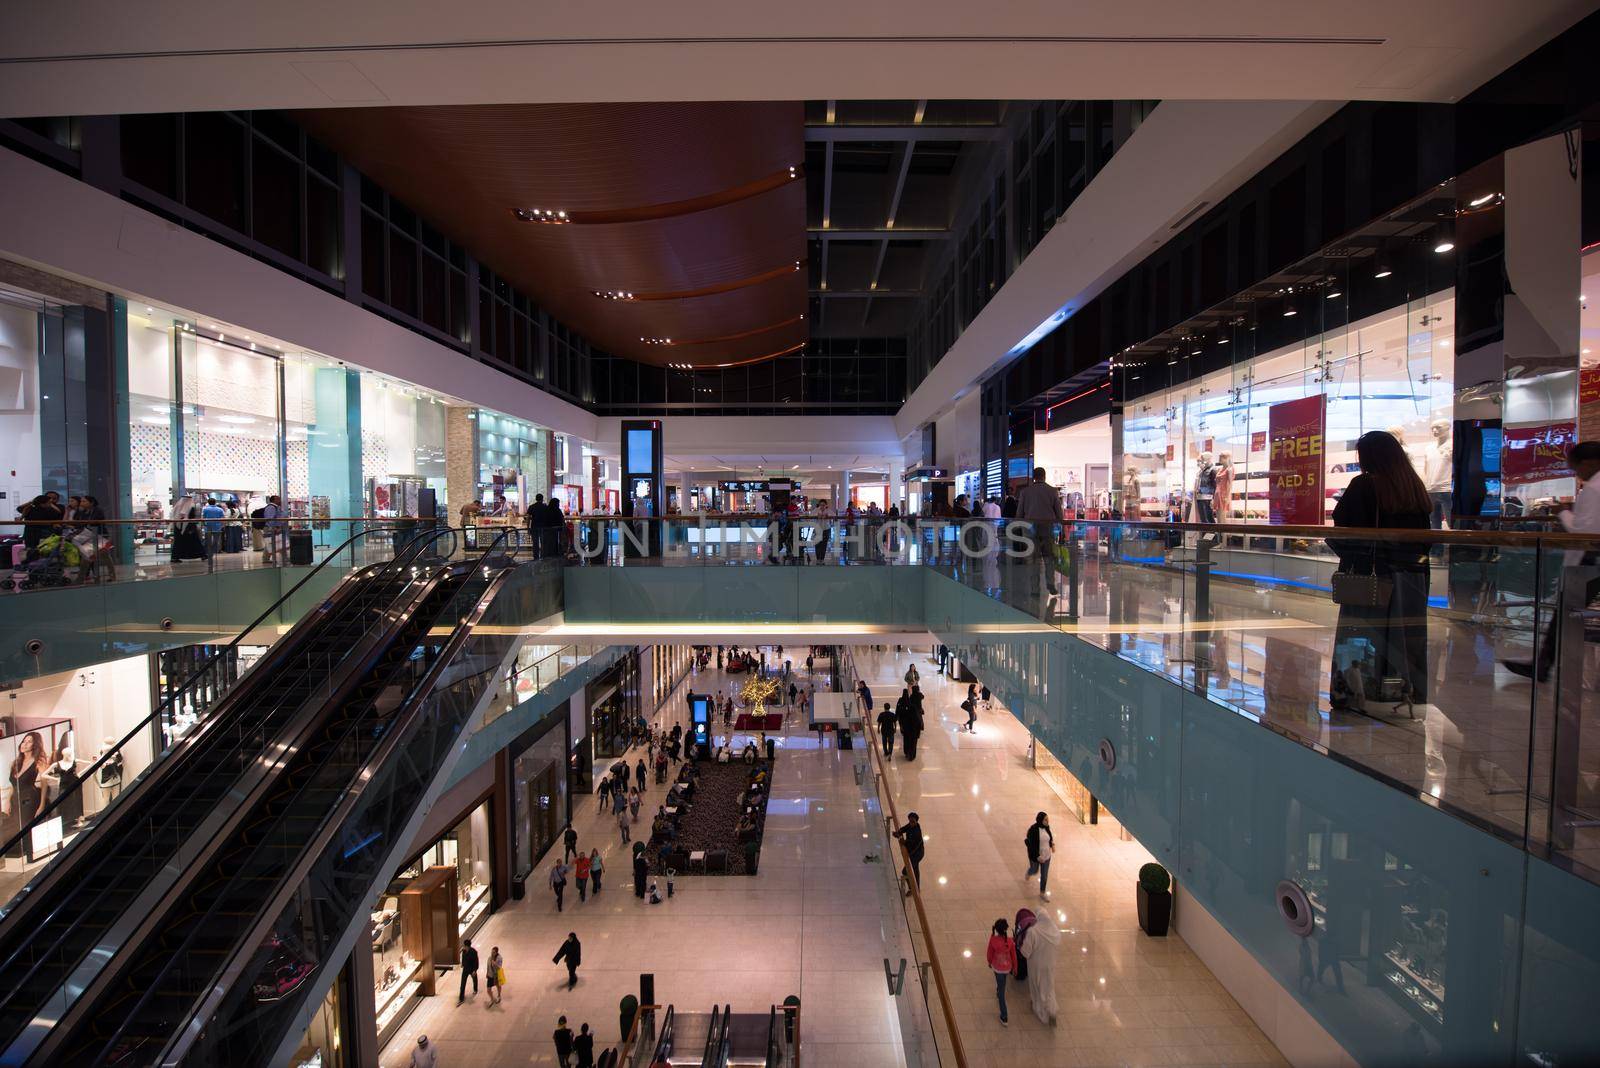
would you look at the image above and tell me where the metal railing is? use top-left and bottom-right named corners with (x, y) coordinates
top-left (835, 649), bottom-right (968, 1068)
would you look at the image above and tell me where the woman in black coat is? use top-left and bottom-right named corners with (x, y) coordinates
top-left (1327, 431), bottom-right (1432, 708)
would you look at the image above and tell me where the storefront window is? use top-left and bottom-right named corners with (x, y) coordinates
top-left (1122, 294), bottom-right (1456, 530)
top-left (0, 656), bottom-right (154, 891)
top-left (359, 374), bottom-right (447, 519)
top-left (512, 709), bottom-right (569, 879)
top-left (179, 328), bottom-right (285, 515)
top-left (587, 653), bottom-right (639, 760)
top-left (288, 967), bottom-right (347, 1068)
top-left (372, 800), bottom-right (492, 1043)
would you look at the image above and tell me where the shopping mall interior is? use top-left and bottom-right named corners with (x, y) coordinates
top-left (3, 4), bottom-right (1600, 1066)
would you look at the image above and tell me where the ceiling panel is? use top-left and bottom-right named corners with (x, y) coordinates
top-left (295, 101), bottom-right (806, 365)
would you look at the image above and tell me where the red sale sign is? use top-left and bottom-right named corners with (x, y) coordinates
top-left (1502, 422), bottom-right (1576, 484)
top-left (1268, 395), bottom-right (1326, 525)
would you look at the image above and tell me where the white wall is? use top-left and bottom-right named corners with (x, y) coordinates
top-left (896, 100), bottom-right (1338, 439)
top-left (0, 2), bottom-right (1586, 113)
top-left (934, 390), bottom-right (980, 474)
top-left (0, 301), bottom-right (41, 509)
top-left (1174, 885), bottom-right (1357, 1068)
top-left (0, 148), bottom-right (599, 447)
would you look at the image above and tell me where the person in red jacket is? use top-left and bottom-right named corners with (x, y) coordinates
top-left (575, 852), bottom-right (592, 902)
top-left (986, 918), bottom-right (1016, 1025)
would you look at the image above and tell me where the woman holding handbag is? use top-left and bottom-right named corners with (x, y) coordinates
top-left (1328, 431), bottom-right (1432, 712)
top-left (486, 946), bottom-right (505, 1006)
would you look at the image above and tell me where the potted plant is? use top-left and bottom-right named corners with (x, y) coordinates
top-left (1137, 862), bottom-right (1172, 937)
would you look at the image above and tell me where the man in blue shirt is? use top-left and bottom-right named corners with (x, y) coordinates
top-left (200, 498), bottom-right (225, 558)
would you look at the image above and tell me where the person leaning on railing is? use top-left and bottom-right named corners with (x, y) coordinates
top-left (1015, 467), bottom-right (1064, 596)
top-left (1327, 430), bottom-right (1433, 709)
top-left (1503, 440), bottom-right (1600, 682)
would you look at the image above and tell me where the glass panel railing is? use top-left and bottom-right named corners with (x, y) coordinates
top-left (0, 524), bottom-right (457, 919)
top-left (571, 515), bottom-right (1600, 888)
top-left (834, 648), bottom-right (965, 1067)
top-left (0, 516), bottom-right (421, 591)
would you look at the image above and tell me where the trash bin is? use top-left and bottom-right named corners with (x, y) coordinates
top-left (765, 738), bottom-right (777, 760)
top-left (510, 875), bottom-right (526, 901)
top-left (288, 530), bottom-right (314, 565)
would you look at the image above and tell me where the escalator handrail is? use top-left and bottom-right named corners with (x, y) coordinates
top-left (0, 522), bottom-right (433, 889)
top-left (0, 528), bottom-right (466, 1047)
top-left (108, 529), bottom-right (521, 1068)
top-left (701, 1004), bottom-right (722, 1068)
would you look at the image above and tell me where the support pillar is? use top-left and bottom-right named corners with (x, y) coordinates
top-left (446, 406), bottom-right (478, 523)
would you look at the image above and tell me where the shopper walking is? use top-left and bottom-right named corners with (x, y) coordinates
top-left (574, 1023), bottom-right (595, 1068)
top-left (1019, 911), bottom-right (1061, 1025)
top-left (893, 812), bottom-right (925, 891)
top-left (553, 931), bottom-right (582, 988)
top-left (961, 691), bottom-right (978, 733)
top-left (618, 806), bottom-right (631, 845)
top-left (986, 919), bottom-right (1015, 1025)
top-left (635, 757), bottom-right (647, 793)
top-left (410, 1035), bottom-right (439, 1068)
top-left (589, 848), bottom-right (604, 894)
top-left (900, 686), bottom-right (925, 760)
top-left (549, 859), bottom-right (568, 912)
top-left (1025, 812), bottom-right (1055, 899)
top-left (485, 946), bottom-right (504, 1006)
top-left (597, 773), bottom-right (612, 813)
top-left (629, 787), bottom-right (641, 822)
top-left (633, 848), bottom-right (649, 898)
top-left (457, 937), bottom-right (480, 1003)
top-left (553, 1016), bottom-right (575, 1068)
top-left (563, 823), bottom-right (578, 861)
top-left (575, 851), bottom-right (591, 902)
top-left (200, 497), bottom-right (225, 558)
top-left (876, 702), bottom-right (897, 759)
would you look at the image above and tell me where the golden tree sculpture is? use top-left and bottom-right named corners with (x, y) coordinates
top-left (740, 674), bottom-right (780, 717)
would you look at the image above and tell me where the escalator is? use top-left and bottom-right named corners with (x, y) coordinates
top-left (46, 533), bottom-right (546, 1067)
top-left (0, 528), bottom-right (529, 1067)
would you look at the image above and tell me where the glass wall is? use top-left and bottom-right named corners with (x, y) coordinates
top-left (1120, 295), bottom-right (1457, 527)
top-left (511, 709), bottom-right (569, 881)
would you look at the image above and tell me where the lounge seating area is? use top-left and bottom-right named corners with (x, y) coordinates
top-left (644, 752), bottom-right (773, 876)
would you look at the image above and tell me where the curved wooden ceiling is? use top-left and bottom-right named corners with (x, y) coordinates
top-left (294, 101), bottom-right (806, 366)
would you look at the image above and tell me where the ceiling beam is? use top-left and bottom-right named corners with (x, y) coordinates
top-left (864, 133), bottom-right (917, 328)
top-left (808, 227), bottom-right (950, 240)
top-left (805, 124), bottom-right (1005, 142)
top-left (810, 289), bottom-right (920, 298)
top-left (819, 139), bottom-right (835, 328)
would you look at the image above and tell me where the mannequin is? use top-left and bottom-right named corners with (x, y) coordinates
top-left (1121, 467), bottom-right (1142, 518)
top-left (1424, 421), bottom-right (1453, 529)
top-left (52, 729), bottom-right (80, 826)
top-left (1193, 452), bottom-right (1217, 523)
top-left (96, 737), bottom-right (123, 802)
top-left (1213, 453), bottom-right (1235, 521)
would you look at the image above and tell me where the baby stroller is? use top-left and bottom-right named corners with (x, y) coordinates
top-left (1, 534), bottom-right (79, 590)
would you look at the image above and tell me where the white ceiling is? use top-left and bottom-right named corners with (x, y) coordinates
top-left (1, 1), bottom-right (1592, 116)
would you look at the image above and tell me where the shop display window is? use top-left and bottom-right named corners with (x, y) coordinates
top-left (1121, 295), bottom-right (1456, 532)
top-left (513, 713), bottom-right (569, 880)
top-left (288, 968), bottom-right (347, 1068)
top-left (372, 800), bottom-right (492, 1042)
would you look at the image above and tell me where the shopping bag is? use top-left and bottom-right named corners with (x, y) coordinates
top-left (496, 966), bottom-right (507, 986)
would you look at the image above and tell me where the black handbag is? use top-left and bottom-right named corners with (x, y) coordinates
top-left (1330, 506), bottom-right (1393, 608)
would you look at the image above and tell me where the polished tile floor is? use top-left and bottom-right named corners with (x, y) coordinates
top-left (382, 646), bottom-right (1285, 1068)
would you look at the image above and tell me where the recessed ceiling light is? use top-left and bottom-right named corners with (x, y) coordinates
top-left (1433, 241), bottom-right (1455, 254)
top-left (1469, 193), bottom-right (1496, 207)
top-left (1375, 268), bottom-right (1392, 279)
top-left (1283, 308), bottom-right (1297, 318)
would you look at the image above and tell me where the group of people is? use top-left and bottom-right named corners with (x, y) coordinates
top-left (872, 662), bottom-right (928, 761)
